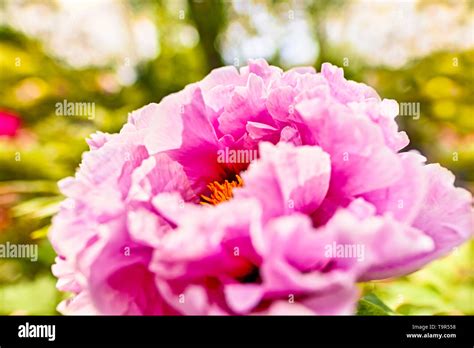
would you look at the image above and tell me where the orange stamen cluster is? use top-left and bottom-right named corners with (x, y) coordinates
top-left (200, 175), bottom-right (244, 206)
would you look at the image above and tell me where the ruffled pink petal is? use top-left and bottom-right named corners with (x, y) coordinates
top-left (57, 291), bottom-right (99, 315)
top-left (321, 63), bottom-right (380, 103)
top-left (236, 142), bottom-right (331, 221)
top-left (144, 87), bottom-right (225, 192)
top-left (218, 73), bottom-right (275, 139)
top-left (297, 97), bottom-right (403, 196)
top-left (362, 151), bottom-right (428, 224)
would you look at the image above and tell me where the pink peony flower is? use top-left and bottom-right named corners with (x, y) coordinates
top-left (0, 110), bottom-right (21, 137)
top-left (50, 60), bottom-right (473, 315)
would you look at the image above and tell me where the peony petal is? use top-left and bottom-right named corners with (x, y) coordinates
top-left (236, 142), bottom-right (331, 221)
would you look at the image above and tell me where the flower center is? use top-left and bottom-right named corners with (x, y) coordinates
top-left (200, 175), bottom-right (243, 206)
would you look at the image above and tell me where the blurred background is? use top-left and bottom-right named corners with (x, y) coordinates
top-left (0, 0), bottom-right (472, 315)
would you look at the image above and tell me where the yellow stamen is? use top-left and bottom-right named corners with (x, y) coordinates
top-left (200, 175), bottom-right (244, 206)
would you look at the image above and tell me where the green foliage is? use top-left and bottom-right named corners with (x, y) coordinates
top-left (357, 293), bottom-right (394, 316)
top-left (0, 273), bottom-right (62, 315)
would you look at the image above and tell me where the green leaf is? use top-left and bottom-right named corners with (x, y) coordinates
top-left (30, 224), bottom-right (51, 240)
top-left (0, 180), bottom-right (59, 195)
top-left (12, 196), bottom-right (62, 219)
top-left (357, 293), bottom-right (394, 316)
